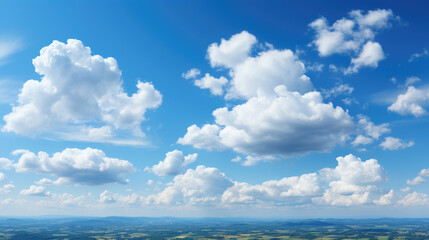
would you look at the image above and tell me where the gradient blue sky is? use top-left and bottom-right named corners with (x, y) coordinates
top-left (0, 0), bottom-right (428, 217)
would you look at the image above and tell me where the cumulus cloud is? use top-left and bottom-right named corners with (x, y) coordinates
top-left (407, 176), bottom-right (426, 185)
top-left (357, 115), bottom-right (391, 139)
top-left (352, 135), bottom-right (374, 146)
top-left (379, 137), bottom-right (414, 150)
top-left (388, 86), bottom-right (429, 117)
top-left (20, 185), bottom-right (50, 197)
top-left (406, 169), bottom-right (429, 186)
top-left (182, 68), bottom-right (201, 79)
top-left (148, 165), bottom-right (233, 205)
top-left (373, 190), bottom-right (394, 205)
top-left (180, 32), bottom-right (354, 162)
top-left (222, 173), bottom-right (321, 205)
top-left (101, 154), bottom-right (391, 208)
top-left (314, 154), bottom-right (387, 206)
top-left (13, 147), bottom-right (134, 185)
top-left (194, 74), bottom-right (228, 95)
top-left (225, 49), bottom-right (313, 100)
top-left (100, 190), bottom-right (143, 205)
top-left (145, 150), bottom-right (198, 176)
top-left (207, 31), bottom-right (257, 68)
top-left (309, 9), bottom-right (394, 73)
top-left (345, 41), bottom-right (385, 74)
top-left (398, 192), bottom-right (429, 206)
top-left (178, 124), bottom-right (225, 150)
top-left (2, 39), bottom-right (162, 145)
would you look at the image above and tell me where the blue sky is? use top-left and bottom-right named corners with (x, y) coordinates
top-left (0, 0), bottom-right (428, 217)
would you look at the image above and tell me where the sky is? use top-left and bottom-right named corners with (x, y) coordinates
top-left (0, 0), bottom-right (428, 218)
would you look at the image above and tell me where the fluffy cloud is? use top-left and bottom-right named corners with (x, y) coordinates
top-left (99, 190), bottom-right (143, 205)
top-left (13, 147), bottom-right (134, 185)
top-left (2, 39), bottom-right (162, 144)
top-left (181, 87), bottom-right (353, 158)
top-left (373, 190), bottom-right (394, 205)
top-left (357, 115), bottom-right (390, 139)
top-left (194, 74), bottom-right (228, 96)
top-left (207, 31), bottom-right (257, 68)
top-left (345, 41), bottom-right (385, 74)
top-left (314, 154), bottom-right (387, 206)
top-left (406, 169), bottom-right (429, 186)
top-left (180, 32), bottom-right (356, 160)
top-left (222, 173), bottom-right (321, 205)
top-left (225, 49), bottom-right (313, 99)
top-left (407, 176), bottom-right (426, 185)
top-left (309, 9), bottom-right (394, 73)
top-left (398, 192), bottom-right (429, 206)
top-left (182, 68), bottom-right (201, 79)
top-left (388, 86), bottom-right (429, 117)
top-left (101, 154), bottom-right (390, 208)
top-left (20, 185), bottom-right (50, 197)
top-left (352, 135), bottom-right (374, 146)
top-left (178, 124), bottom-right (225, 150)
top-left (148, 165), bottom-right (233, 205)
top-left (379, 137), bottom-right (414, 150)
top-left (146, 150), bottom-right (198, 176)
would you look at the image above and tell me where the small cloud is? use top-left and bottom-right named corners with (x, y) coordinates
top-left (182, 68), bottom-right (201, 79)
top-left (409, 48), bottom-right (428, 62)
top-left (380, 137), bottom-right (414, 150)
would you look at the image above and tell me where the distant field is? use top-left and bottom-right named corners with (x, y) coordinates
top-left (0, 218), bottom-right (428, 239)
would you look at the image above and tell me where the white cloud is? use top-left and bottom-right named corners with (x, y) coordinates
top-left (148, 165), bottom-right (233, 205)
top-left (309, 9), bottom-right (393, 73)
top-left (357, 115), bottom-right (390, 139)
top-left (222, 173), bottom-right (321, 205)
top-left (345, 41), bottom-right (385, 74)
top-left (225, 49), bottom-right (313, 100)
top-left (407, 176), bottom-right (426, 185)
top-left (373, 190), bottom-right (394, 205)
top-left (182, 68), bottom-right (201, 79)
top-left (380, 137), bottom-right (414, 150)
top-left (322, 84), bottom-right (354, 98)
top-left (2, 39), bottom-right (162, 144)
top-left (314, 154), bottom-right (387, 206)
top-left (177, 124), bottom-right (225, 150)
top-left (181, 32), bottom-right (354, 161)
top-left (398, 192), bottom-right (429, 206)
top-left (0, 37), bottom-right (21, 64)
top-left (352, 135), bottom-right (374, 146)
top-left (181, 87), bottom-right (353, 159)
top-left (13, 147), bottom-right (134, 185)
top-left (194, 74), bottom-right (228, 96)
top-left (207, 31), bottom-right (257, 68)
top-left (388, 86), bottom-right (429, 117)
top-left (0, 158), bottom-right (13, 170)
top-left (409, 48), bottom-right (428, 62)
top-left (401, 187), bottom-right (411, 192)
top-left (146, 150), bottom-right (197, 176)
top-left (404, 76), bottom-right (421, 87)
top-left (419, 169), bottom-right (429, 177)
top-left (20, 185), bottom-right (50, 197)
top-left (99, 190), bottom-right (143, 205)
top-left (51, 193), bottom-right (85, 207)
top-left (0, 183), bottom-right (15, 194)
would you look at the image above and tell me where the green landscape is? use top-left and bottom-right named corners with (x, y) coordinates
top-left (0, 218), bottom-right (428, 240)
